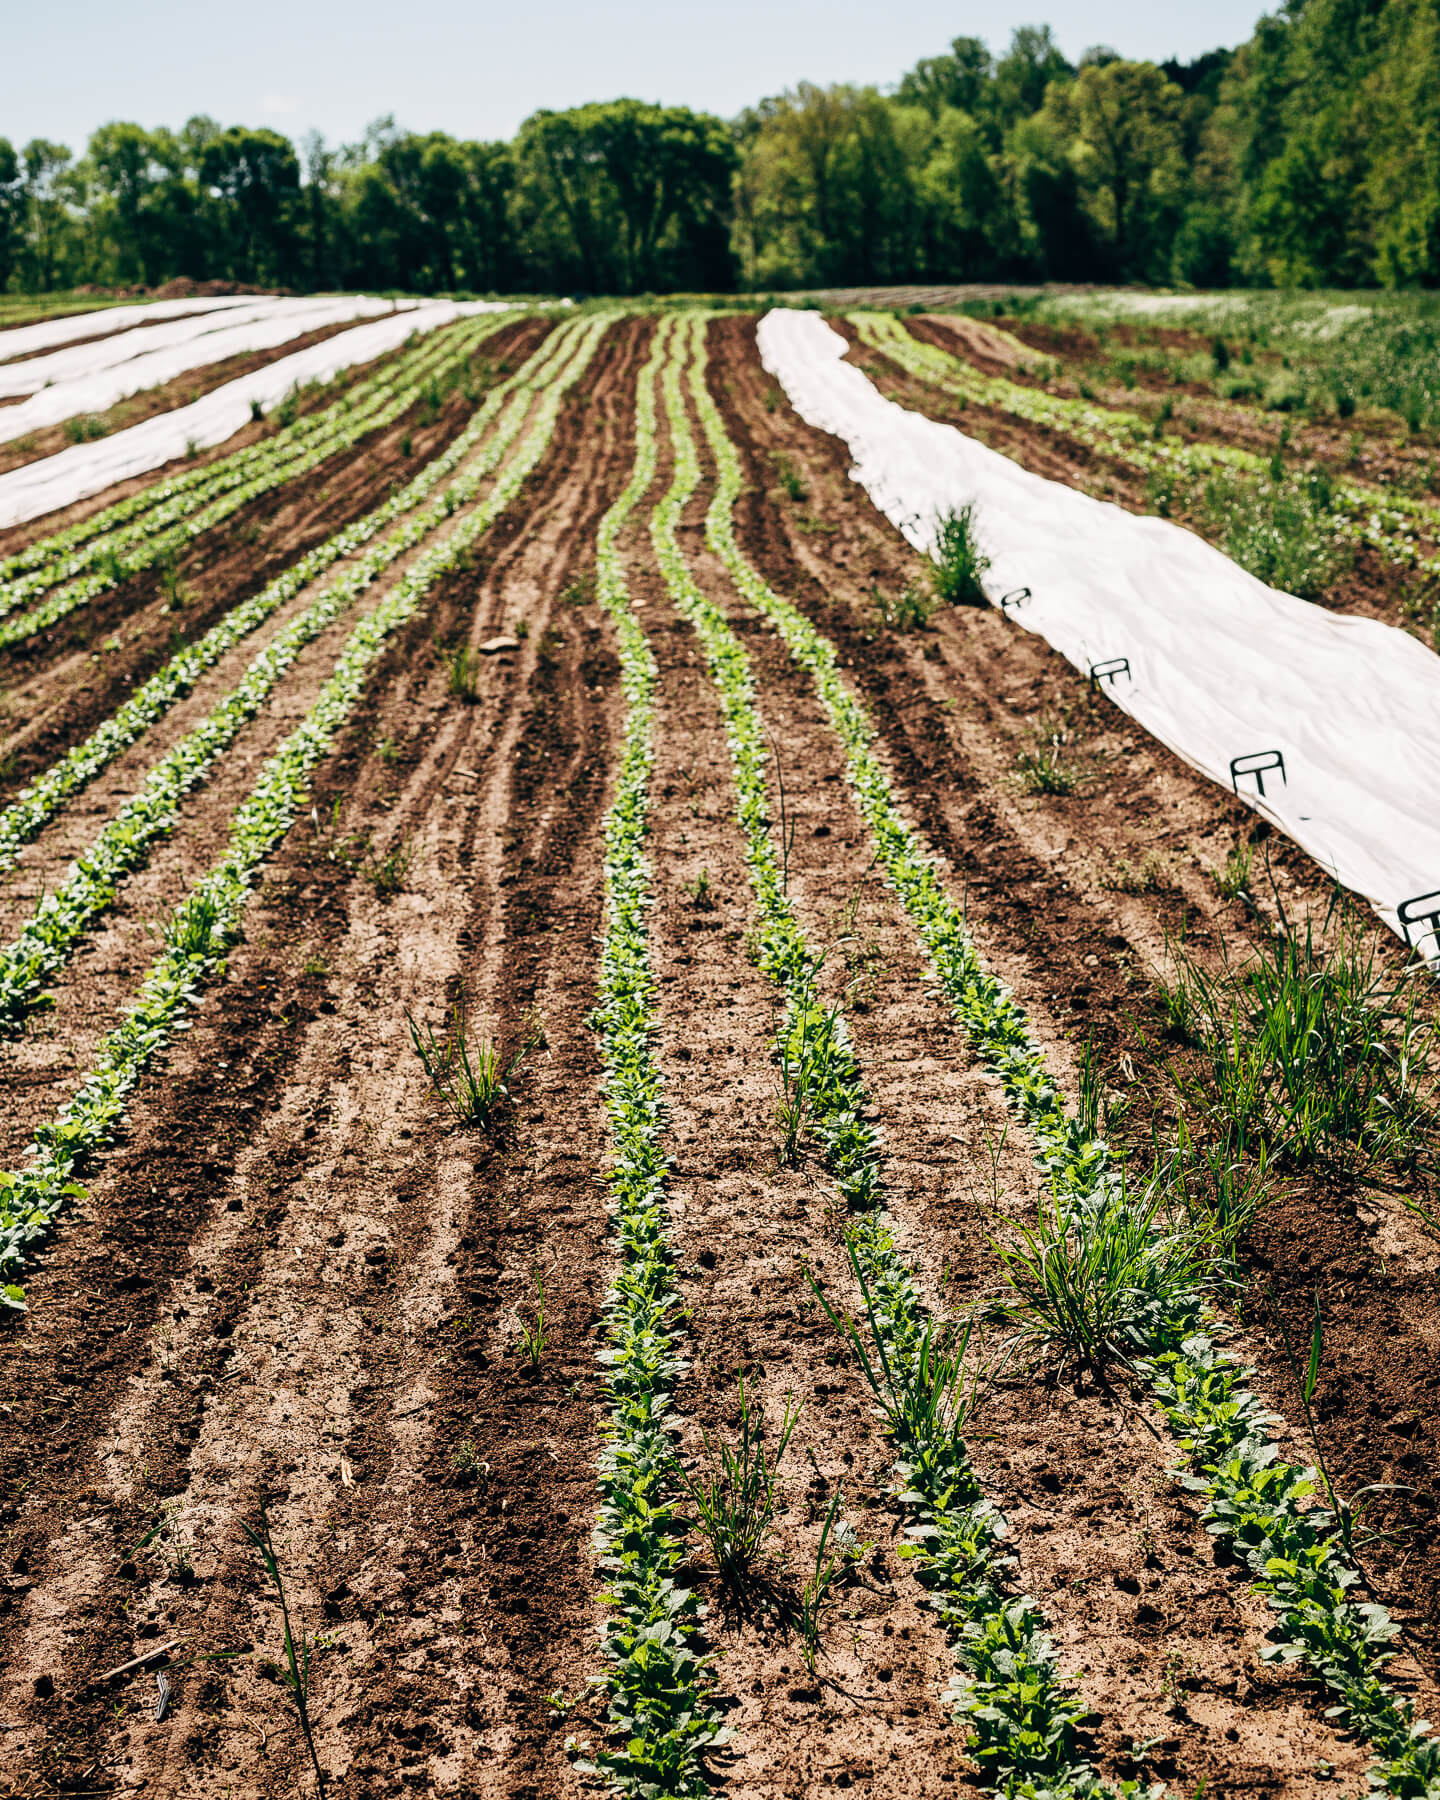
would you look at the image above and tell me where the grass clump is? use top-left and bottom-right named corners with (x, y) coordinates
top-left (930, 503), bottom-right (990, 606)
top-left (769, 451), bottom-right (808, 502)
top-left (1163, 902), bottom-right (1434, 1174)
top-left (1015, 713), bottom-right (1082, 795)
top-left (873, 576), bottom-right (937, 632)
top-left (407, 994), bottom-right (534, 1128)
top-left (446, 642), bottom-right (480, 702)
top-left (671, 1373), bottom-right (799, 1588)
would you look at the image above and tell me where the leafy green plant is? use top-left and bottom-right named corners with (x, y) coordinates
top-left (930, 503), bottom-right (990, 605)
top-left (671, 1373), bottom-right (799, 1585)
top-left (242, 1501), bottom-right (328, 1796)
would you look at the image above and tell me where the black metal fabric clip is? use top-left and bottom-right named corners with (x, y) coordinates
top-left (1398, 889), bottom-right (1440, 960)
top-left (1230, 750), bottom-right (1286, 798)
top-left (1089, 657), bottom-right (1131, 689)
top-left (998, 586), bottom-right (1031, 613)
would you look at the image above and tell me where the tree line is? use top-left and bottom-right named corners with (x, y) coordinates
top-left (3, 0), bottom-right (1437, 298)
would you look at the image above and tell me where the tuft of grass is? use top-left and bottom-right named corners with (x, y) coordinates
top-left (446, 643), bottom-right (480, 703)
top-left (769, 451), bottom-right (808, 502)
top-left (1097, 849), bottom-right (1166, 895)
top-left (670, 1372), bottom-right (799, 1586)
top-left (63, 414), bottom-right (108, 444)
top-left (1165, 902), bottom-right (1434, 1173)
top-left (873, 577), bottom-right (937, 632)
top-left (407, 994), bottom-right (535, 1129)
top-left (516, 1267), bottom-right (547, 1365)
top-left (1015, 713), bottom-right (1082, 796)
top-left (361, 836), bottom-right (413, 897)
top-left (930, 503), bottom-right (990, 606)
top-left (1214, 837), bottom-right (1255, 900)
top-left (989, 1181), bottom-right (1201, 1380)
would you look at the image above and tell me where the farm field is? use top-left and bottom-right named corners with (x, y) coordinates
top-left (0, 294), bottom-right (1438, 1800)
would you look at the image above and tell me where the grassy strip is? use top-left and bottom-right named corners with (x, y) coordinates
top-left (0, 316), bottom-right (600, 1027)
top-left (0, 319), bottom-right (582, 887)
top-left (578, 312), bottom-right (728, 1796)
top-left (0, 310), bottom-right (618, 1307)
top-left (0, 314), bottom-right (526, 644)
top-left (694, 317), bottom-right (1440, 1797)
top-left (0, 312), bottom-right (499, 596)
top-left (854, 311), bottom-right (1435, 583)
top-left (660, 314), bottom-right (1128, 1799)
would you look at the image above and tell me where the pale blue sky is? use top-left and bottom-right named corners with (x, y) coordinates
top-left (10, 0), bottom-right (1274, 155)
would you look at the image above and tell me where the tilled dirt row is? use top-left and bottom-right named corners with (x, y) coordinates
top-left (0, 317), bottom-right (645, 1799)
top-left (710, 314), bottom-right (1440, 1693)
top-left (0, 314), bottom-right (551, 799)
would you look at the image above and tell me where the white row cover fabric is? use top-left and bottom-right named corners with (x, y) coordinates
top-left (0, 294), bottom-right (409, 445)
top-left (756, 308), bottom-right (1440, 961)
top-left (0, 295), bottom-right (264, 366)
top-left (0, 296), bottom-right (309, 399)
top-left (0, 299), bottom-right (513, 531)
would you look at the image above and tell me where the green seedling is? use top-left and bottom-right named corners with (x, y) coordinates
top-left (242, 1501), bottom-right (328, 1796)
top-left (670, 1372), bottom-right (799, 1586)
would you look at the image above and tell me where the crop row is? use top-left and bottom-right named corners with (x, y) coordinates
top-left (0, 318), bottom-right (583, 887)
top-left (855, 312), bottom-right (1439, 581)
top-left (651, 314), bottom-right (1135, 1796)
top-left (0, 314), bottom-right (476, 586)
top-left (0, 313), bottom-right (525, 647)
top-left (578, 313), bottom-right (728, 1797)
top-left (690, 314), bottom-right (1440, 1796)
top-left (0, 309), bottom-right (618, 1305)
top-left (0, 314), bottom-right (600, 1027)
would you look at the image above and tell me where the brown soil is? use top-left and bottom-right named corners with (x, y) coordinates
top-left (0, 316), bottom-right (648, 1798)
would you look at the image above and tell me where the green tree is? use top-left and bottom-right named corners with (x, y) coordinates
top-left (200, 126), bottom-right (300, 284)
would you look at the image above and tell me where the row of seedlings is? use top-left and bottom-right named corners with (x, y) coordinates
top-left (0, 313), bottom-right (532, 647)
top-left (0, 310), bottom-right (619, 1306)
top-left (688, 313), bottom-right (1440, 1799)
top-left (651, 314), bottom-right (1132, 1797)
top-left (579, 312), bottom-right (730, 1795)
top-left (853, 311), bottom-right (1434, 577)
top-left (0, 308), bottom-right (519, 604)
top-left (0, 314), bottom-right (608, 1028)
top-left (0, 316), bottom-right (589, 894)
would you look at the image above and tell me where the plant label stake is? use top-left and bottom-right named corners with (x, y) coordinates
top-left (1229, 749), bottom-right (1286, 798)
top-left (1398, 888), bottom-right (1440, 962)
top-left (1088, 656), bottom-right (1131, 689)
